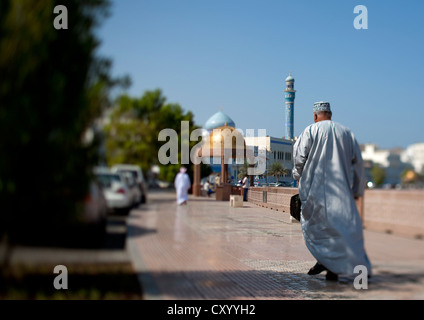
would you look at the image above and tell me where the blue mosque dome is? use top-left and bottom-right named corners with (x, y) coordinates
top-left (204, 111), bottom-right (236, 131)
top-left (285, 74), bottom-right (294, 82)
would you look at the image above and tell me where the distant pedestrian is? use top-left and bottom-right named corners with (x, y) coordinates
top-left (215, 174), bottom-right (221, 186)
top-left (292, 101), bottom-right (372, 281)
top-left (242, 174), bottom-right (249, 201)
top-left (174, 167), bottom-right (191, 205)
top-left (203, 180), bottom-right (213, 197)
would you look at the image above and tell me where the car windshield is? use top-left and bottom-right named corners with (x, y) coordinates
top-left (96, 173), bottom-right (121, 188)
top-left (118, 170), bottom-right (138, 179)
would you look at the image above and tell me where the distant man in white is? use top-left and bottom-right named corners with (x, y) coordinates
top-left (174, 167), bottom-right (191, 205)
top-left (292, 101), bottom-right (372, 281)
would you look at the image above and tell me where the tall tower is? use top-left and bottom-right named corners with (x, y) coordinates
top-left (284, 72), bottom-right (296, 140)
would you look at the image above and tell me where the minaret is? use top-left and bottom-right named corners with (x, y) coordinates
top-left (284, 72), bottom-right (296, 140)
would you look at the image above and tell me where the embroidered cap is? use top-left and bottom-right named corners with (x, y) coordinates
top-left (313, 101), bottom-right (331, 112)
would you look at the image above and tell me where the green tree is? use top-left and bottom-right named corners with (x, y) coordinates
top-left (267, 162), bottom-right (288, 183)
top-left (0, 0), bottom-right (120, 248)
top-left (104, 89), bottom-right (200, 182)
top-left (401, 168), bottom-right (419, 186)
top-left (371, 165), bottom-right (386, 187)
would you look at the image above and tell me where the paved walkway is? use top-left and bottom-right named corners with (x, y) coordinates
top-left (128, 190), bottom-right (424, 300)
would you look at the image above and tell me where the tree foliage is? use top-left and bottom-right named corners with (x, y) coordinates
top-left (237, 161), bottom-right (250, 180)
top-left (267, 162), bottom-right (288, 183)
top-left (104, 89), bottom-right (201, 182)
top-left (0, 0), bottom-right (119, 244)
top-left (371, 165), bottom-right (386, 187)
top-left (401, 169), bottom-right (420, 184)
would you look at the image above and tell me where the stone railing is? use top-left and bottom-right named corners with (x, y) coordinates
top-left (248, 187), bottom-right (298, 213)
top-left (248, 187), bottom-right (424, 239)
top-left (363, 189), bottom-right (424, 239)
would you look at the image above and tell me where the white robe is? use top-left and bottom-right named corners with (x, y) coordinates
top-left (293, 120), bottom-right (372, 276)
top-left (174, 172), bottom-right (191, 205)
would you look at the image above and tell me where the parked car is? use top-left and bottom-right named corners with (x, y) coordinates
top-left (269, 181), bottom-right (293, 187)
top-left (111, 164), bottom-right (147, 204)
top-left (80, 178), bottom-right (108, 244)
top-left (280, 181), bottom-right (294, 187)
top-left (94, 167), bottom-right (135, 214)
top-left (120, 171), bottom-right (142, 206)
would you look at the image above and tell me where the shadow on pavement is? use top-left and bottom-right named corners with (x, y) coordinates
top-left (138, 269), bottom-right (424, 300)
top-left (5, 211), bottom-right (154, 251)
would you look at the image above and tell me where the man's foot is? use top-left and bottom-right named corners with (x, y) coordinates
top-left (325, 270), bottom-right (338, 281)
top-left (308, 262), bottom-right (327, 275)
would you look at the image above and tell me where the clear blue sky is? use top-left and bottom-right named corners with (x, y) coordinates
top-left (97, 0), bottom-right (424, 150)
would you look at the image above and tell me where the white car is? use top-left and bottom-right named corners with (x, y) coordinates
top-left (81, 178), bottom-right (108, 243)
top-left (94, 167), bottom-right (135, 214)
top-left (111, 164), bottom-right (147, 204)
top-left (120, 171), bottom-right (142, 207)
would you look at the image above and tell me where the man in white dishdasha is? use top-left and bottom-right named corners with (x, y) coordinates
top-left (292, 101), bottom-right (372, 281)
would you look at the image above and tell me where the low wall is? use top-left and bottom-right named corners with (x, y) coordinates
top-left (363, 189), bottom-right (424, 239)
top-left (248, 187), bottom-right (424, 239)
top-left (248, 187), bottom-right (298, 213)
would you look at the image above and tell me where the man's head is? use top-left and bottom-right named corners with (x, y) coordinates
top-left (313, 101), bottom-right (332, 123)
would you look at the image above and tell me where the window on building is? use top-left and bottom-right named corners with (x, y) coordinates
top-left (254, 146), bottom-right (258, 157)
top-left (285, 152), bottom-right (292, 161)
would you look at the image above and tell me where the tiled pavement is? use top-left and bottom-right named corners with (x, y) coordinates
top-left (128, 190), bottom-right (424, 300)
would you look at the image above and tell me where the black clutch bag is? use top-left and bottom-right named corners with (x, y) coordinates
top-left (290, 194), bottom-right (301, 221)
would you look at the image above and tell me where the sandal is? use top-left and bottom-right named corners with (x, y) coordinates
top-left (325, 270), bottom-right (339, 281)
top-left (308, 262), bottom-right (327, 275)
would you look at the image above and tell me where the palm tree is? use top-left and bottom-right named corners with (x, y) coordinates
top-left (237, 160), bottom-right (250, 180)
top-left (267, 162), bottom-right (288, 184)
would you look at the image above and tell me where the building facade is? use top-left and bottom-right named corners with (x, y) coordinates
top-left (360, 143), bottom-right (412, 186)
top-left (244, 135), bottom-right (294, 186)
top-left (401, 143), bottom-right (424, 174)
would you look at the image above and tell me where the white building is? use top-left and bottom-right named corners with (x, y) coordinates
top-left (361, 144), bottom-right (391, 167)
top-left (360, 143), bottom-right (417, 185)
top-left (244, 135), bottom-right (294, 185)
top-left (401, 143), bottom-right (424, 174)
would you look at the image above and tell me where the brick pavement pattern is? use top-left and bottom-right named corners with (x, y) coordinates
top-left (128, 190), bottom-right (424, 300)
